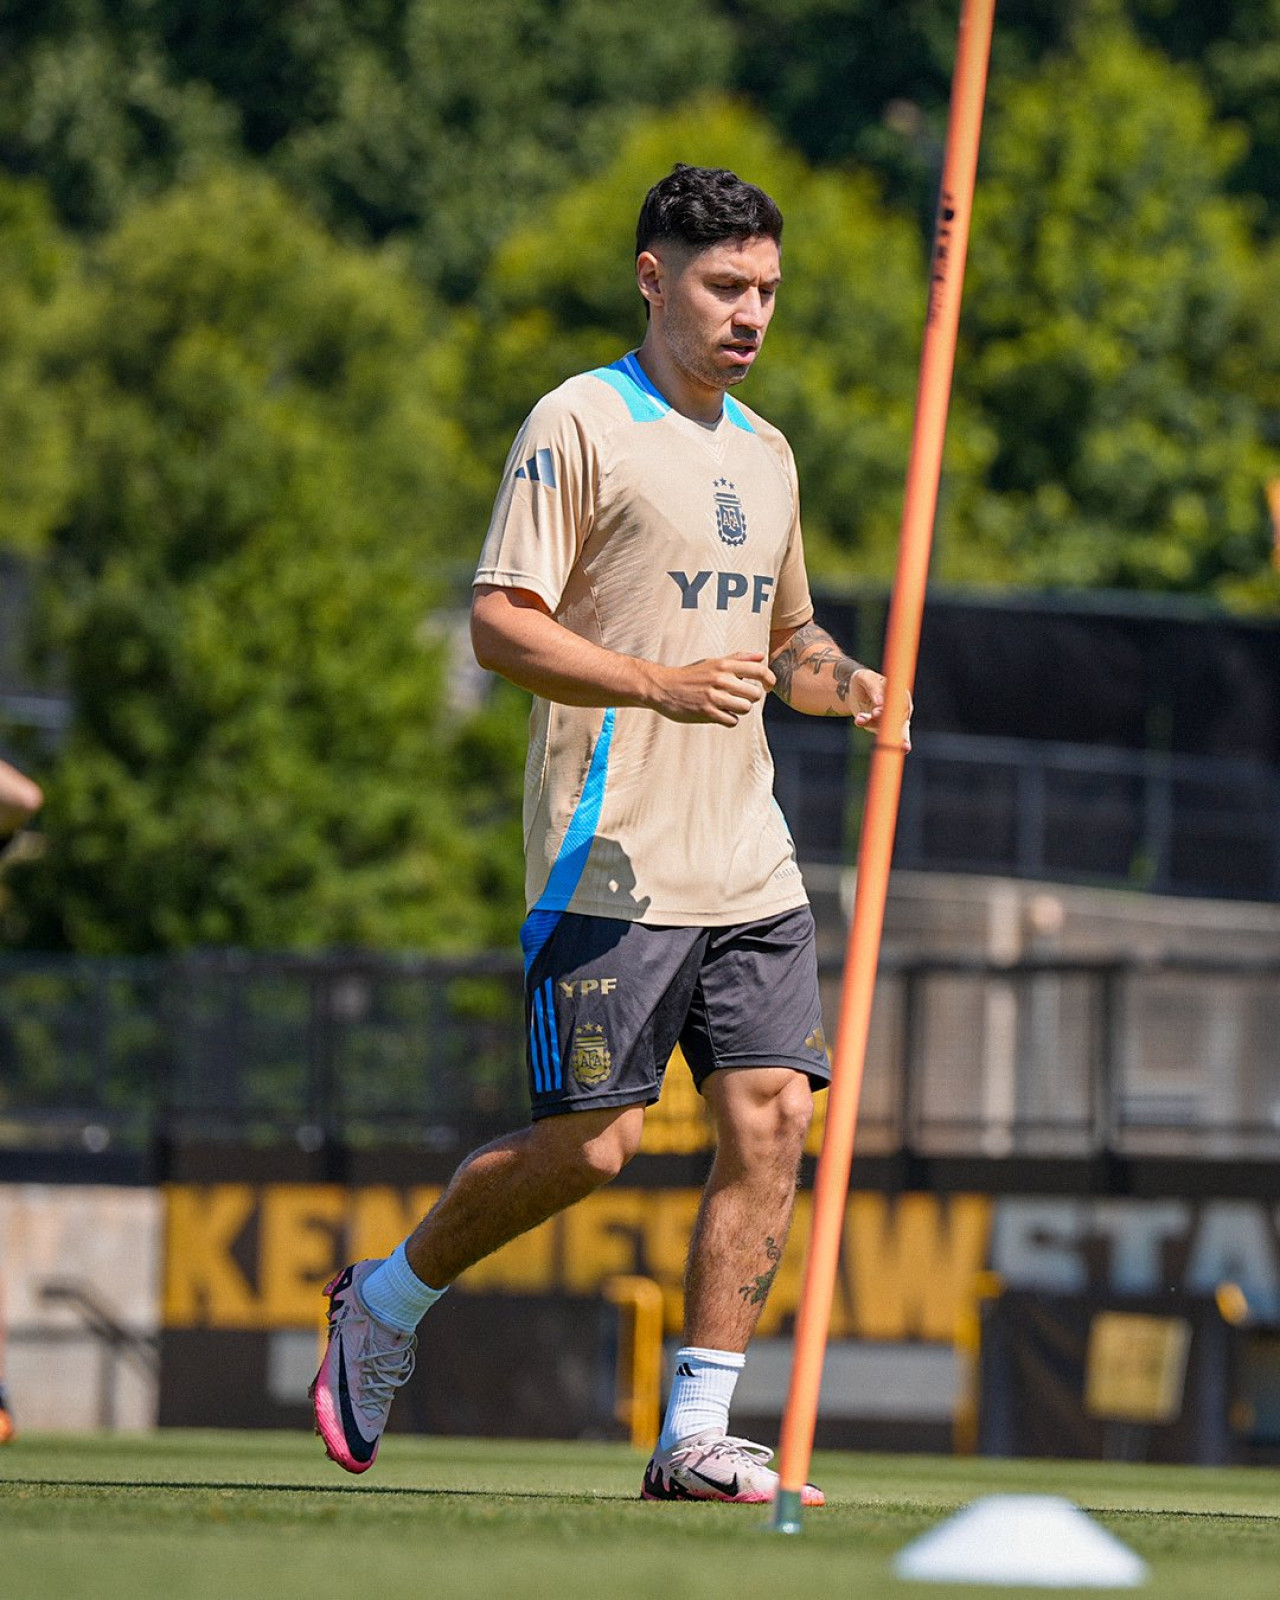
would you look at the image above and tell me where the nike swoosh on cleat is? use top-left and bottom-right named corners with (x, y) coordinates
top-left (326, 1264), bottom-right (354, 1312)
top-left (688, 1467), bottom-right (740, 1497)
top-left (336, 1340), bottom-right (378, 1464)
top-left (641, 1463), bottom-right (694, 1501)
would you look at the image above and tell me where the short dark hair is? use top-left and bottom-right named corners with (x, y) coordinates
top-left (635, 164), bottom-right (783, 259)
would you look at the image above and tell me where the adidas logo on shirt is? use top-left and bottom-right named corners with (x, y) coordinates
top-left (515, 448), bottom-right (557, 488)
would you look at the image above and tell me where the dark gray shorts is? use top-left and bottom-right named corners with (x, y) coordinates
top-left (520, 905), bottom-right (830, 1119)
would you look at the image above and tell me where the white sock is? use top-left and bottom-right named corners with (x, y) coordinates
top-left (358, 1242), bottom-right (446, 1333)
top-left (659, 1346), bottom-right (746, 1452)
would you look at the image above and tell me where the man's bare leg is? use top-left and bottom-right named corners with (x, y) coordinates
top-left (641, 1067), bottom-right (821, 1503)
top-left (313, 1102), bottom-right (646, 1472)
top-left (684, 1067), bottom-right (814, 1350)
top-left (404, 1102), bottom-right (646, 1287)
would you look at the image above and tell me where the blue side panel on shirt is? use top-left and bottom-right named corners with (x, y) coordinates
top-left (518, 707), bottom-right (616, 972)
top-left (520, 907), bottom-right (562, 976)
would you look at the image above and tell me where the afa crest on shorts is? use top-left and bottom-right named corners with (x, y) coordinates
top-left (569, 1023), bottom-right (613, 1088)
top-left (714, 479), bottom-right (747, 546)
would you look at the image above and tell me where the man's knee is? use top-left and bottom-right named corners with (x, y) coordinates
top-left (775, 1072), bottom-right (816, 1148)
top-left (707, 1068), bottom-right (814, 1168)
top-left (530, 1103), bottom-right (645, 1191)
top-left (759, 1072), bottom-right (815, 1159)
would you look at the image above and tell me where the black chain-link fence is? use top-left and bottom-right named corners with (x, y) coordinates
top-left (3, 948), bottom-right (1279, 1165)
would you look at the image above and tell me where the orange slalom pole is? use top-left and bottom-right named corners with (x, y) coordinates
top-left (770, 0), bottom-right (996, 1533)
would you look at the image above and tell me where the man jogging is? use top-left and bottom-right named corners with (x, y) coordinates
top-left (313, 164), bottom-right (905, 1502)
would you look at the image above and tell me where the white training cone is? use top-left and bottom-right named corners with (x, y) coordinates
top-left (893, 1495), bottom-right (1148, 1588)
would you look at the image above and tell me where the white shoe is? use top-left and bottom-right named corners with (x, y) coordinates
top-left (310, 1260), bottom-right (416, 1473)
top-left (641, 1428), bottom-right (824, 1505)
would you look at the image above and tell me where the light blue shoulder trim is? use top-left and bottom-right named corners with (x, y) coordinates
top-left (587, 354), bottom-right (669, 423)
top-left (519, 707), bottom-right (616, 971)
top-left (723, 395), bottom-right (756, 433)
top-left (587, 352), bottom-right (756, 432)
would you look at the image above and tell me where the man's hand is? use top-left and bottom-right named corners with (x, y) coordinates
top-left (844, 668), bottom-right (912, 749)
top-left (647, 653), bottom-right (776, 727)
top-left (770, 622), bottom-right (912, 747)
top-left (848, 667), bottom-right (885, 729)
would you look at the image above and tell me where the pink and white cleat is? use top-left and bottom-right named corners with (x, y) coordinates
top-left (310, 1260), bottom-right (416, 1474)
top-left (641, 1429), bottom-right (825, 1506)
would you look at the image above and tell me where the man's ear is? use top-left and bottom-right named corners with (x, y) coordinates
top-left (636, 248), bottom-right (663, 312)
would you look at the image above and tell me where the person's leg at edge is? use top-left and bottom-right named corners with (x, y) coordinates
top-left (643, 1066), bottom-right (825, 1505)
top-left (312, 1103), bottom-right (645, 1472)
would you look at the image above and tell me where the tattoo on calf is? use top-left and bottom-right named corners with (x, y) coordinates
top-left (738, 1235), bottom-right (783, 1306)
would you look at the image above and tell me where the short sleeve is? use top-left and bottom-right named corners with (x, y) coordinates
top-left (473, 391), bottom-right (597, 612)
top-left (772, 443), bottom-right (815, 630)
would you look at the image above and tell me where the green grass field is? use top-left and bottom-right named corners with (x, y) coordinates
top-left (5, 1431), bottom-right (1280, 1599)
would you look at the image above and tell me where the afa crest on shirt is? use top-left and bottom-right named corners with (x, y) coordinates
top-left (569, 1023), bottom-right (613, 1088)
top-left (714, 479), bottom-right (747, 547)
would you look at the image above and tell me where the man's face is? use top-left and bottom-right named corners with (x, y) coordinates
top-left (647, 235), bottom-right (782, 395)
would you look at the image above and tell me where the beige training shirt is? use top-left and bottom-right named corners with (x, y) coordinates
top-left (473, 352), bottom-right (815, 927)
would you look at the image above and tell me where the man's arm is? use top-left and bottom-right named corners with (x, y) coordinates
top-left (0, 759), bottom-right (43, 846)
top-left (471, 585), bottom-right (776, 729)
top-left (768, 620), bottom-right (912, 747)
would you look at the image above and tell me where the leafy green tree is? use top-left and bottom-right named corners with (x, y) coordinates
top-left (7, 1), bottom-right (1280, 273)
top-left (1, 0), bottom-right (733, 298)
top-left (722, 0), bottom-right (1280, 236)
top-left (268, 0), bottom-right (734, 298)
top-left (952, 18), bottom-right (1279, 597)
top-left (8, 169), bottom-right (522, 954)
top-left (1112, 0), bottom-right (1280, 228)
top-left (0, 10), bottom-right (238, 231)
top-left (1217, 236), bottom-right (1280, 609)
top-left (720, 0), bottom-right (1089, 224)
top-left (0, 176), bottom-right (77, 559)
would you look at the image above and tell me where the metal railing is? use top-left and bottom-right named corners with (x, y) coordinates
top-left (38, 1282), bottom-right (158, 1429)
top-left (0, 949), bottom-right (524, 1157)
top-left (2, 947), bottom-right (1278, 1166)
top-left (767, 715), bottom-right (1280, 902)
top-left (838, 952), bottom-right (1280, 1162)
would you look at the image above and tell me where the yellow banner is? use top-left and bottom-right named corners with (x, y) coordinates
top-left (163, 1182), bottom-right (991, 1341)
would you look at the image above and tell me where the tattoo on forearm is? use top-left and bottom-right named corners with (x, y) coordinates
top-left (737, 1235), bottom-right (783, 1307)
top-left (770, 622), bottom-right (862, 712)
top-left (769, 631), bottom-right (804, 702)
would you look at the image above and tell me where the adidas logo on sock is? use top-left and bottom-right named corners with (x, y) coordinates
top-left (675, 1362), bottom-right (695, 1377)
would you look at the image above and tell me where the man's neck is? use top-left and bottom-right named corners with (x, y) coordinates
top-left (633, 339), bottom-right (724, 426)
